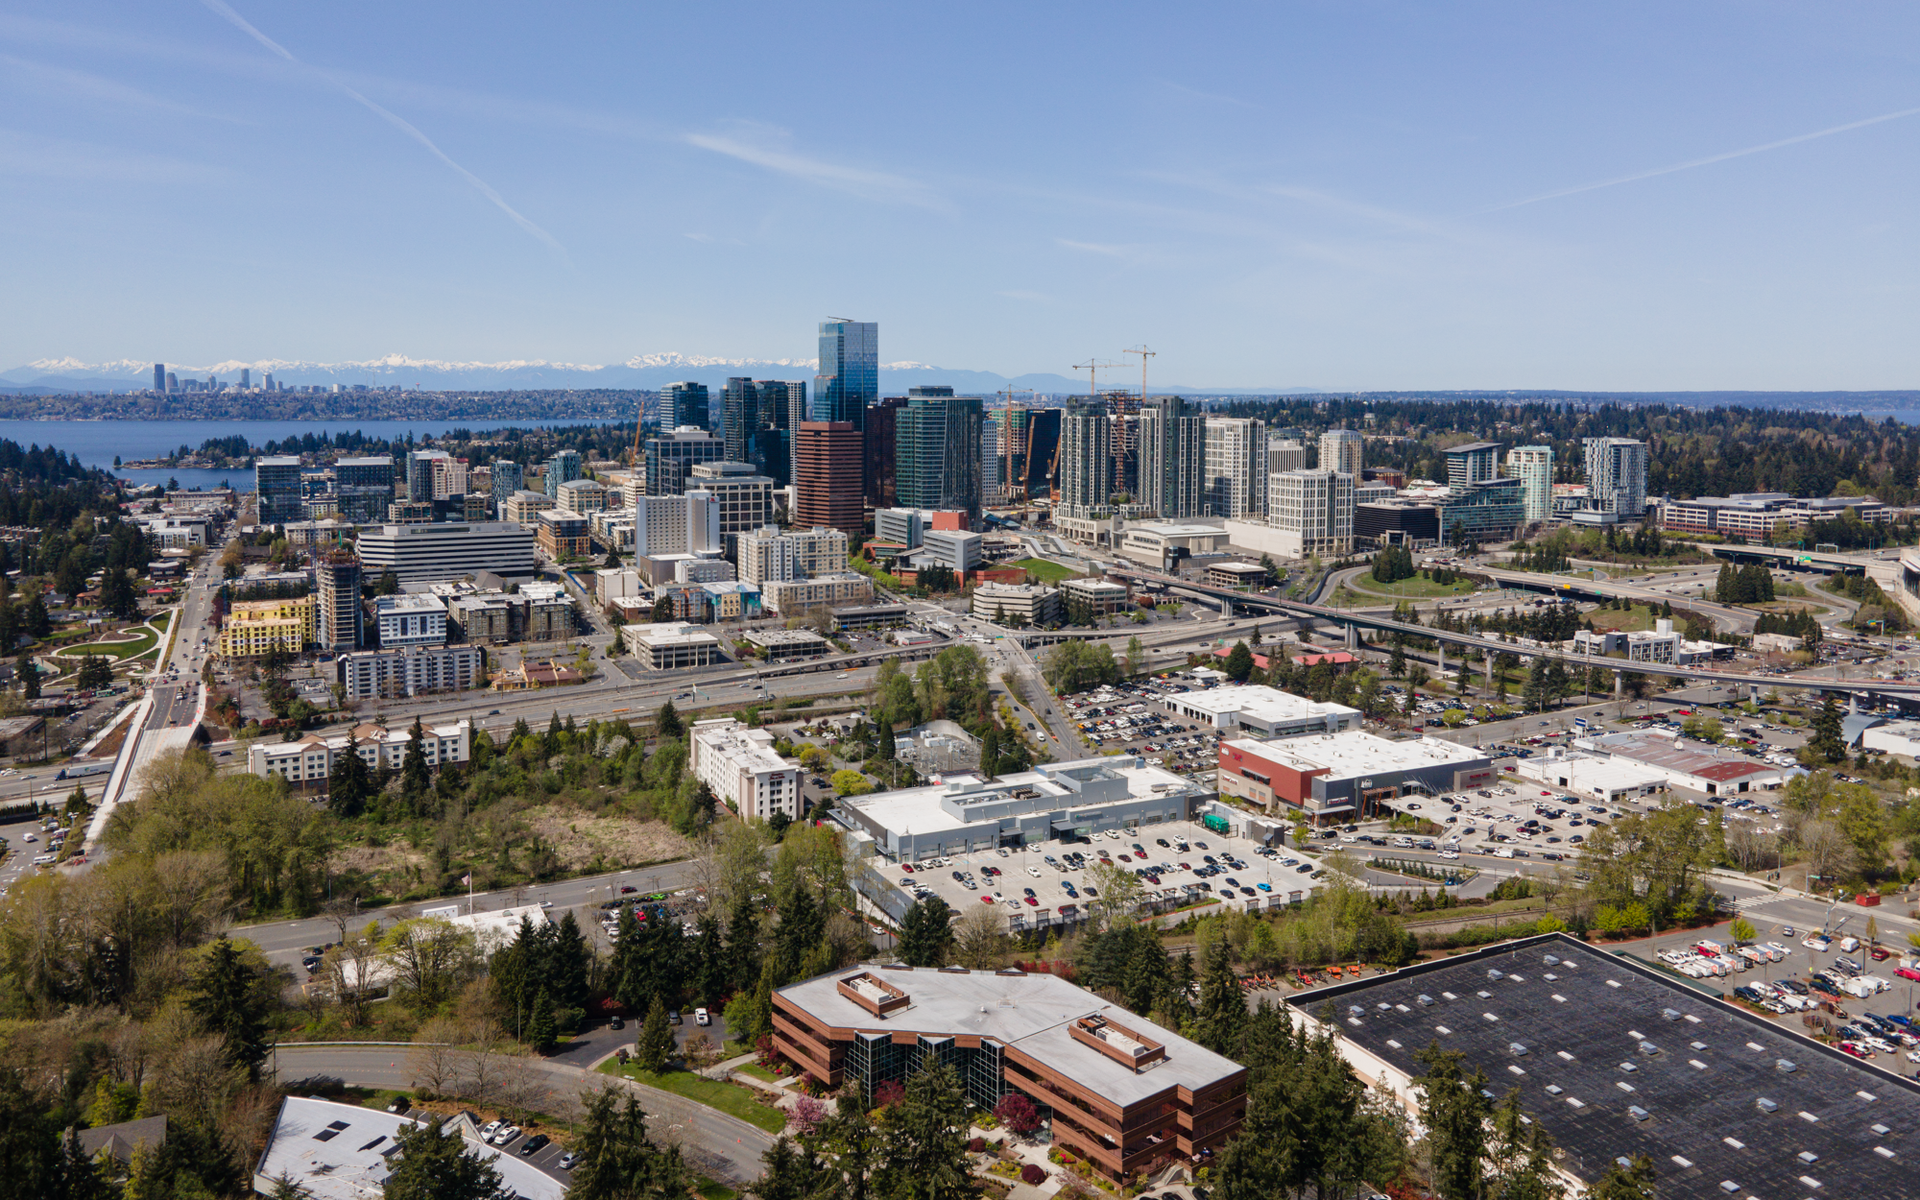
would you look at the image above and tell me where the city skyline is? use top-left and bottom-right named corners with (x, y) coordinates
top-left (5, 3), bottom-right (1920, 390)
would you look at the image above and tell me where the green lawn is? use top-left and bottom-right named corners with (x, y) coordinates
top-left (1586, 604), bottom-right (1657, 633)
top-left (594, 1062), bottom-right (787, 1133)
top-left (1010, 558), bottom-right (1079, 583)
top-left (733, 1062), bottom-right (781, 1083)
top-left (54, 626), bottom-right (158, 660)
top-left (1348, 573), bottom-right (1476, 599)
top-left (697, 1180), bottom-right (740, 1200)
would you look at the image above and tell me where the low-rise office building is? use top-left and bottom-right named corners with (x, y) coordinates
top-left (744, 628), bottom-right (831, 661)
top-left (535, 509), bottom-right (593, 558)
top-left (620, 621), bottom-right (726, 669)
top-left (356, 522), bottom-right (536, 582)
top-left (1162, 684), bottom-right (1361, 737)
top-left (834, 756), bottom-right (1207, 863)
top-left (336, 644), bottom-right (487, 700)
top-left (772, 965), bottom-right (1246, 1183)
top-left (1060, 576), bottom-right (1132, 615)
top-left (1217, 730), bottom-right (1495, 821)
top-left (1512, 748), bottom-right (1667, 804)
top-left (832, 603), bottom-right (911, 631)
top-left (690, 717), bottom-right (802, 821)
top-left (972, 581), bottom-right (1062, 626)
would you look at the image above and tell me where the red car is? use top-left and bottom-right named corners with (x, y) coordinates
top-left (1894, 968), bottom-right (1920, 983)
top-left (902, 864), bottom-right (915, 873)
top-left (1839, 1041), bottom-right (1872, 1060)
top-left (619, 885), bottom-right (638, 894)
top-left (1871, 946), bottom-right (1892, 961)
top-left (980, 896), bottom-right (996, 905)
top-left (1024, 896), bottom-right (1039, 906)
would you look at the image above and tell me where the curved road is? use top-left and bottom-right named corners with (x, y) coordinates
top-left (272, 1043), bottom-right (774, 1184)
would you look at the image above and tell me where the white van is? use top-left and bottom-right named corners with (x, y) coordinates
top-left (1494, 847), bottom-right (1515, 859)
top-left (1840, 936), bottom-right (1862, 954)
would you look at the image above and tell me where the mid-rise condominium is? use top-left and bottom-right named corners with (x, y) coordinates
top-left (1058, 400), bottom-right (1113, 516)
top-left (738, 525), bottom-right (850, 585)
top-left (1268, 468), bottom-right (1355, 559)
top-left (405, 450), bottom-right (448, 502)
top-left (813, 319), bottom-right (878, 427)
top-left (255, 456), bottom-right (304, 526)
top-left (336, 456), bottom-right (395, 523)
top-left (1136, 395), bottom-right (1207, 519)
top-left (1203, 416), bottom-right (1267, 519)
top-left (489, 460), bottom-right (523, 516)
top-left (542, 449), bottom-right (583, 499)
top-left (1583, 437), bottom-right (1649, 518)
top-left (1505, 445), bottom-right (1553, 523)
top-left (314, 548), bottom-right (363, 651)
top-left (1318, 429), bottom-right (1363, 478)
top-left (895, 389), bottom-right (984, 520)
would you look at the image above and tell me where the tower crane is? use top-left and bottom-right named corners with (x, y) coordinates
top-left (994, 387), bottom-right (1034, 507)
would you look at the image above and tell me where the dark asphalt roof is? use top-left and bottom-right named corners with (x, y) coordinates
top-left (1289, 934), bottom-right (1920, 1200)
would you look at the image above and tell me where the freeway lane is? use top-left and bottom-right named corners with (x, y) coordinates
top-left (271, 1043), bottom-right (774, 1185)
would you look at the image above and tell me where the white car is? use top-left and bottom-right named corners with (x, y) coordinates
top-left (1027, 866), bottom-right (1042, 878)
top-left (694, 1007), bottom-right (711, 1026)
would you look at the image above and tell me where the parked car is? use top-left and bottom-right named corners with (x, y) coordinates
top-left (695, 1008), bottom-right (711, 1026)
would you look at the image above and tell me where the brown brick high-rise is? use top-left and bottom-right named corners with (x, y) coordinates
top-left (795, 421), bottom-right (865, 536)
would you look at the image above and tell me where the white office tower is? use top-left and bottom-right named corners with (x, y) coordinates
top-left (1137, 395), bottom-right (1207, 519)
top-left (1582, 437), bottom-right (1648, 518)
top-left (1268, 435), bottom-right (1307, 475)
top-left (1269, 469), bottom-right (1355, 559)
top-left (1505, 445), bottom-right (1554, 523)
top-left (1058, 402), bottom-right (1113, 517)
top-left (1203, 416), bottom-right (1268, 519)
top-left (686, 490), bottom-right (721, 555)
top-left (1319, 429), bottom-right (1363, 478)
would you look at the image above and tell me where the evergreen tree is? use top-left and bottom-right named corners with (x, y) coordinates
top-left (897, 898), bottom-right (954, 967)
top-left (726, 895), bottom-right (762, 996)
top-left (692, 914), bottom-right (727, 1005)
top-left (1586, 1154), bottom-right (1658, 1200)
top-left (382, 1117), bottom-right (505, 1200)
top-left (401, 717), bottom-right (431, 809)
top-left (327, 743), bottom-right (374, 818)
top-left (525, 989), bottom-right (557, 1054)
top-left (16, 651), bottom-right (37, 700)
top-left (565, 1088), bottom-right (690, 1200)
top-left (1194, 937), bottom-right (1247, 1056)
top-left (188, 935), bottom-right (272, 1080)
top-left (1224, 641), bottom-right (1255, 683)
top-left (750, 1137), bottom-right (818, 1200)
top-left (1415, 1044), bottom-right (1493, 1200)
top-left (655, 699), bottom-right (684, 741)
top-left (635, 994), bottom-right (674, 1072)
top-left (1808, 694), bottom-right (1847, 764)
top-left (873, 1064), bottom-right (974, 1200)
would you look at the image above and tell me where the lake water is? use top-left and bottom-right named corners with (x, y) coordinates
top-left (0, 417), bottom-right (590, 491)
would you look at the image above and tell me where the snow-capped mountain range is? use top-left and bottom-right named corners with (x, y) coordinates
top-left (1, 353), bottom-right (1113, 395)
top-left (1, 354), bottom-right (1314, 395)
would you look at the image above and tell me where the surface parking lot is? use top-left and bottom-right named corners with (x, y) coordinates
top-left (883, 817), bottom-right (1340, 928)
top-left (1362, 782), bottom-right (1623, 864)
top-left (1062, 678), bottom-right (1222, 775)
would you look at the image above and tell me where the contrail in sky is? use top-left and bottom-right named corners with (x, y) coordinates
top-left (1482, 104), bottom-right (1920, 214)
top-left (199, 0), bottom-right (568, 258)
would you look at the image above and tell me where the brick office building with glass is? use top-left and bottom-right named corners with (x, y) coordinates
top-left (772, 965), bottom-right (1247, 1182)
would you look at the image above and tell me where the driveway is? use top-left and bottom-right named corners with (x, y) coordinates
top-left (272, 1043), bottom-right (772, 1184)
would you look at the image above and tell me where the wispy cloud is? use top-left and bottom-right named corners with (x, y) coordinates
top-left (0, 54), bottom-right (244, 122)
top-left (1154, 79), bottom-right (1261, 110)
top-left (197, 0), bottom-right (568, 259)
top-left (0, 128), bottom-right (222, 183)
top-left (1056, 238), bottom-right (1136, 258)
top-left (683, 128), bottom-right (950, 212)
top-left (1482, 104), bottom-right (1920, 213)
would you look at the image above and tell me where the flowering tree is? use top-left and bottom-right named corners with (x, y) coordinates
top-left (994, 1091), bottom-right (1042, 1137)
top-left (788, 1094), bottom-right (828, 1137)
top-left (874, 1079), bottom-right (906, 1108)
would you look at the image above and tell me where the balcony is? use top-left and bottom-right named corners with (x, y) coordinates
top-left (1070, 1014), bottom-right (1166, 1072)
top-left (836, 971), bottom-right (910, 1018)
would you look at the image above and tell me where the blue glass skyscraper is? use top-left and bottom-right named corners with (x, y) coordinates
top-left (812, 319), bottom-right (877, 428)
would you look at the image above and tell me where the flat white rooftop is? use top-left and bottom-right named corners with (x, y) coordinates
top-left (253, 1097), bottom-right (563, 1200)
top-left (1249, 730), bottom-right (1487, 780)
top-left (847, 757), bottom-right (1195, 836)
top-left (628, 622), bottom-right (721, 647)
top-left (1169, 684), bottom-right (1359, 724)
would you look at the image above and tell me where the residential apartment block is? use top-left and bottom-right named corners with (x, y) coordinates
top-left (218, 595), bottom-right (314, 659)
top-left (336, 645), bottom-right (488, 700)
top-left (689, 717), bottom-right (803, 821)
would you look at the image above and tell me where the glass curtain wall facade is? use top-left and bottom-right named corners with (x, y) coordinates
top-left (813, 320), bottom-right (878, 427)
top-left (895, 391), bottom-right (984, 520)
top-left (663, 382), bottom-right (710, 431)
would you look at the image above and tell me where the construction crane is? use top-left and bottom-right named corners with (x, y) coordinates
top-left (628, 391), bottom-right (648, 469)
top-left (1073, 359), bottom-right (1124, 396)
top-left (1123, 344), bottom-right (1156, 402)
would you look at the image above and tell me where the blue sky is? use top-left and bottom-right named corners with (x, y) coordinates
top-left (4, 1), bottom-right (1919, 389)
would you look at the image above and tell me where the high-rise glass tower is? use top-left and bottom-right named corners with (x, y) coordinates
top-left (544, 449), bottom-right (584, 499)
top-left (813, 320), bottom-right (878, 427)
top-left (255, 456), bottom-right (304, 526)
top-left (895, 390), bottom-right (984, 520)
top-left (1319, 429), bottom-right (1363, 477)
top-left (1137, 396), bottom-right (1207, 519)
top-left (1505, 446), bottom-right (1553, 523)
top-left (663, 382), bottom-right (710, 430)
top-left (152, 363), bottom-right (165, 392)
top-left (490, 460), bottom-right (523, 516)
top-left (1203, 416), bottom-right (1268, 519)
top-left (1582, 438), bottom-right (1648, 517)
